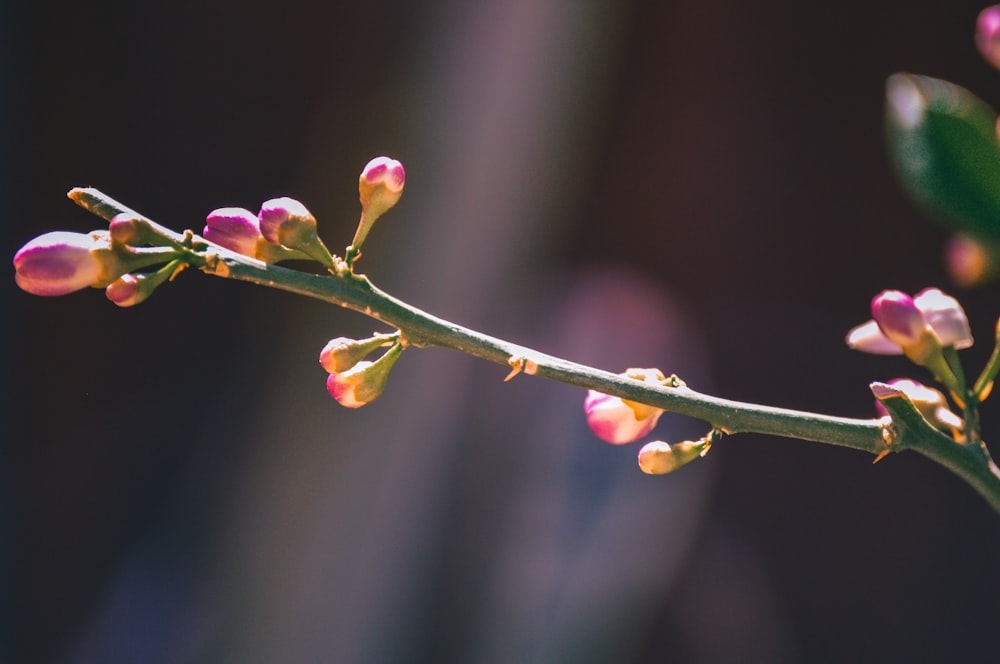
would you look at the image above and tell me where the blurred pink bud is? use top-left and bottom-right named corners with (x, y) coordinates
top-left (14, 231), bottom-right (108, 296)
top-left (584, 390), bottom-right (663, 444)
top-left (204, 207), bottom-right (263, 258)
top-left (977, 5), bottom-right (1000, 70)
top-left (874, 378), bottom-right (963, 432)
top-left (637, 439), bottom-right (705, 475)
top-left (946, 234), bottom-right (994, 287)
top-left (325, 343), bottom-right (403, 408)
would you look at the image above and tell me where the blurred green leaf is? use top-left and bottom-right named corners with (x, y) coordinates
top-left (886, 73), bottom-right (1000, 237)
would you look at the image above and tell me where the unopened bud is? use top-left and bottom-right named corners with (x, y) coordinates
top-left (258, 197), bottom-right (334, 269)
top-left (584, 390), bottom-right (663, 444)
top-left (109, 213), bottom-right (155, 246)
top-left (319, 334), bottom-right (394, 373)
top-left (104, 261), bottom-right (177, 308)
top-left (105, 273), bottom-right (142, 306)
top-left (349, 156), bottom-right (406, 259)
top-left (871, 290), bottom-right (931, 351)
top-left (325, 343), bottom-right (403, 408)
top-left (14, 231), bottom-right (108, 296)
top-left (637, 439), bottom-right (705, 475)
top-left (204, 207), bottom-right (264, 258)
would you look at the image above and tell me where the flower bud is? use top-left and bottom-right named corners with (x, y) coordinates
top-left (258, 197), bottom-right (335, 269)
top-left (109, 213), bottom-right (154, 246)
top-left (204, 207), bottom-right (264, 258)
top-left (258, 197), bottom-right (314, 246)
top-left (15, 230), bottom-right (179, 298)
top-left (977, 5), bottom-right (1000, 70)
top-left (105, 273), bottom-right (142, 306)
top-left (871, 290), bottom-right (930, 350)
top-left (585, 393), bottom-right (665, 445)
top-left (319, 334), bottom-right (394, 373)
top-left (359, 156), bottom-right (405, 216)
top-left (874, 378), bottom-right (963, 433)
top-left (14, 231), bottom-right (109, 296)
top-left (637, 439), bottom-right (705, 475)
top-left (349, 156), bottom-right (406, 257)
top-left (325, 343), bottom-right (403, 408)
top-left (104, 260), bottom-right (178, 308)
top-left (847, 287), bottom-right (973, 355)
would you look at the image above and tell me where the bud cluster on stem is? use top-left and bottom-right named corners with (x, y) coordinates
top-left (13, 178), bottom-right (1000, 515)
top-left (320, 335), bottom-right (404, 408)
top-left (14, 230), bottom-right (178, 297)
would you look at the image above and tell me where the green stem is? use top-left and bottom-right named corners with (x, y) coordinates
top-left (973, 324), bottom-right (1000, 398)
top-left (68, 187), bottom-right (1000, 514)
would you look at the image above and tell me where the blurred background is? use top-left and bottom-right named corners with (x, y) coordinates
top-left (5, 0), bottom-right (1000, 661)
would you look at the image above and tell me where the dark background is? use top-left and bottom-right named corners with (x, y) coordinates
top-left (5, 1), bottom-right (1000, 662)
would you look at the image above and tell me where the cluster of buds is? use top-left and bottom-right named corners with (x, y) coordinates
top-left (204, 155), bottom-right (406, 271)
top-left (320, 333), bottom-right (403, 408)
top-left (13, 224), bottom-right (180, 305)
top-left (583, 368), bottom-right (709, 475)
top-left (847, 288), bottom-right (972, 392)
top-left (204, 198), bottom-right (334, 269)
top-left (845, 287), bottom-right (997, 440)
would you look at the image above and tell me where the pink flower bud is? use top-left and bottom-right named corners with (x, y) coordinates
top-left (14, 231), bottom-right (108, 296)
top-left (637, 440), bottom-right (705, 475)
top-left (105, 273), bottom-right (141, 306)
top-left (847, 287), bottom-right (972, 355)
top-left (350, 157), bottom-right (406, 255)
top-left (584, 390), bottom-right (663, 444)
top-left (325, 343), bottom-right (403, 408)
top-left (204, 207), bottom-right (263, 258)
top-left (108, 213), bottom-right (152, 246)
top-left (871, 290), bottom-right (929, 349)
top-left (319, 335), bottom-right (393, 373)
top-left (258, 197), bottom-right (334, 269)
top-left (104, 264), bottom-right (174, 308)
top-left (258, 197), bottom-right (316, 246)
top-left (977, 5), bottom-right (1000, 70)
top-left (359, 156), bottom-right (405, 211)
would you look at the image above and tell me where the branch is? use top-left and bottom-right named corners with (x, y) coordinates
top-left (65, 187), bottom-right (1000, 514)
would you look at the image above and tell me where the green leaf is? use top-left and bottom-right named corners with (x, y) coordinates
top-left (886, 73), bottom-right (1000, 237)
